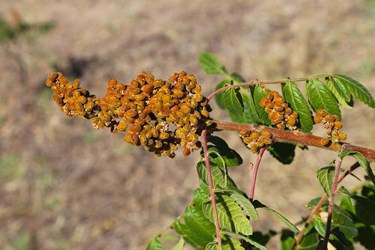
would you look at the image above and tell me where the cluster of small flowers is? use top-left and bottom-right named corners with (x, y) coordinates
top-left (239, 129), bottom-right (272, 153)
top-left (260, 90), bottom-right (298, 130)
top-left (45, 71), bottom-right (212, 158)
top-left (313, 109), bottom-right (347, 146)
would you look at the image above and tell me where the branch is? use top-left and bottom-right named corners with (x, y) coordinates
top-left (213, 120), bottom-right (375, 162)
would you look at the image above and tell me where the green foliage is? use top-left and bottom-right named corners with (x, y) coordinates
top-left (124, 52), bottom-right (375, 249)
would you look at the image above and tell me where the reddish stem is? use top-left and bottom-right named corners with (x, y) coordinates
top-left (323, 156), bottom-right (342, 249)
top-left (213, 120), bottom-right (375, 162)
top-left (201, 129), bottom-right (222, 250)
top-left (293, 162), bottom-right (360, 248)
top-left (249, 146), bottom-right (268, 201)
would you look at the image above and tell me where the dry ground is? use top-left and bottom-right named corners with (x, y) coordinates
top-left (0, 0), bottom-right (374, 249)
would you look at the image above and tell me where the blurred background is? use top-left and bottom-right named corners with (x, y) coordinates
top-left (0, 0), bottom-right (374, 249)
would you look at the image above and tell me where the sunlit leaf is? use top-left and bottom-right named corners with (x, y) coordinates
top-left (281, 229), bottom-right (295, 250)
top-left (306, 78), bottom-right (341, 118)
top-left (203, 193), bottom-right (253, 235)
top-left (282, 81), bottom-right (313, 133)
top-left (170, 237), bottom-right (185, 250)
top-left (325, 77), bottom-right (353, 108)
top-left (223, 87), bottom-right (244, 118)
top-left (333, 74), bottom-right (375, 108)
top-left (205, 235), bottom-right (244, 250)
top-left (230, 192), bottom-right (258, 220)
top-left (317, 166), bottom-right (335, 196)
top-left (253, 85), bottom-right (272, 125)
top-left (146, 236), bottom-right (165, 250)
top-left (199, 52), bottom-right (227, 75)
top-left (215, 80), bottom-right (230, 109)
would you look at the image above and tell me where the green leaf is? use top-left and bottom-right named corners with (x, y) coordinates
top-left (355, 223), bottom-right (375, 249)
top-left (282, 81), bottom-right (313, 133)
top-left (170, 237), bottom-right (185, 250)
top-left (199, 52), bottom-right (227, 75)
top-left (206, 136), bottom-right (243, 168)
top-left (223, 87), bottom-right (244, 118)
top-left (253, 85), bottom-right (272, 125)
top-left (281, 229), bottom-right (295, 250)
top-left (253, 200), bottom-right (300, 233)
top-left (205, 235), bottom-right (244, 250)
top-left (267, 142), bottom-right (296, 164)
top-left (333, 74), bottom-right (375, 108)
top-left (203, 193), bottom-right (253, 235)
top-left (230, 192), bottom-right (258, 220)
top-left (173, 203), bottom-right (215, 249)
top-left (238, 86), bottom-right (260, 124)
top-left (332, 206), bottom-right (358, 239)
top-left (317, 166), bottom-right (335, 196)
top-left (222, 231), bottom-right (271, 250)
top-left (338, 149), bottom-right (375, 184)
top-left (296, 230), bottom-right (320, 250)
top-left (306, 78), bottom-right (341, 118)
top-left (325, 77), bottom-right (353, 108)
top-left (341, 187), bottom-right (375, 225)
top-left (196, 161), bottom-right (232, 189)
top-left (215, 80), bottom-right (229, 109)
top-left (146, 236), bottom-right (165, 250)
top-left (312, 215), bottom-right (326, 237)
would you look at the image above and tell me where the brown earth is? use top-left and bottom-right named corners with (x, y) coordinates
top-left (0, 0), bottom-right (374, 249)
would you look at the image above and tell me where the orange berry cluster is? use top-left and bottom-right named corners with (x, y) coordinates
top-left (313, 109), bottom-right (347, 146)
top-left (260, 90), bottom-right (298, 130)
top-left (239, 129), bottom-right (272, 153)
top-left (45, 71), bottom-right (212, 158)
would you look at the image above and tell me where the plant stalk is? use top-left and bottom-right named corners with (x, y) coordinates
top-left (249, 146), bottom-right (268, 201)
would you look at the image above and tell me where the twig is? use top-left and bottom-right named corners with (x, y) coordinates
top-left (201, 129), bottom-right (222, 250)
top-left (249, 146), bottom-right (268, 201)
top-left (293, 162), bottom-right (360, 248)
top-left (213, 120), bottom-right (375, 162)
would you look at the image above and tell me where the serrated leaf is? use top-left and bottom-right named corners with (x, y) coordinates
top-left (317, 166), bottom-right (335, 196)
top-left (253, 85), bottom-right (272, 125)
top-left (238, 87), bottom-right (260, 124)
top-left (267, 142), bottom-right (296, 164)
top-left (332, 206), bottom-right (358, 239)
top-left (222, 231), bottom-right (270, 250)
top-left (215, 80), bottom-right (230, 109)
top-left (170, 237), bottom-right (185, 250)
top-left (203, 193), bottom-right (253, 235)
top-left (296, 230), bottom-right (320, 250)
top-left (173, 203), bottom-right (215, 249)
top-left (196, 161), bottom-right (230, 189)
top-left (341, 187), bottom-right (375, 225)
top-left (223, 87), bottom-right (244, 118)
top-left (306, 78), bottom-right (341, 119)
top-left (146, 236), bottom-right (165, 250)
top-left (205, 236), bottom-right (244, 250)
top-left (253, 200), bottom-right (300, 233)
top-left (230, 192), bottom-right (258, 220)
top-left (312, 216), bottom-right (326, 237)
top-left (338, 149), bottom-right (375, 184)
top-left (199, 52), bottom-right (227, 75)
top-left (282, 81), bottom-right (313, 133)
top-left (333, 74), bottom-right (375, 108)
top-left (325, 77), bottom-right (353, 108)
top-left (206, 135), bottom-right (243, 168)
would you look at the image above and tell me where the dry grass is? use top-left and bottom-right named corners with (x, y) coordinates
top-left (0, 0), bottom-right (374, 249)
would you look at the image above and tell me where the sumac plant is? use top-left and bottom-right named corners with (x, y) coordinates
top-left (45, 52), bottom-right (375, 250)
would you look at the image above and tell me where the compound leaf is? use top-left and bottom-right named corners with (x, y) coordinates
top-left (325, 76), bottom-right (353, 108)
top-left (282, 81), bottom-right (313, 133)
top-left (207, 136), bottom-right (243, 168)
top-left (317, 166), bottom-right (335, 196)
top-left (205, 236), bottom-right (244, 250)
top-left (203, 193), bottom-right (253, 235)
top-left (333, 74), bottom-right (375, 108)
top-left (199, 52), bottom-right (227, 75)
top-left (306, 78), bottom-right (341, 119)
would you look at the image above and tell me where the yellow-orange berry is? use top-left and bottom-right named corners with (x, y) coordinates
top-left (314, 115), bottom-right (323, 124)
top-left (334, 121), bottom-right (343, 129)
top-left (320, 138), bottom-right (331, 146)
top-left (338, 132), bottom-right (347, 141)
top-left (317, 109), bottom-right (328, 117)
